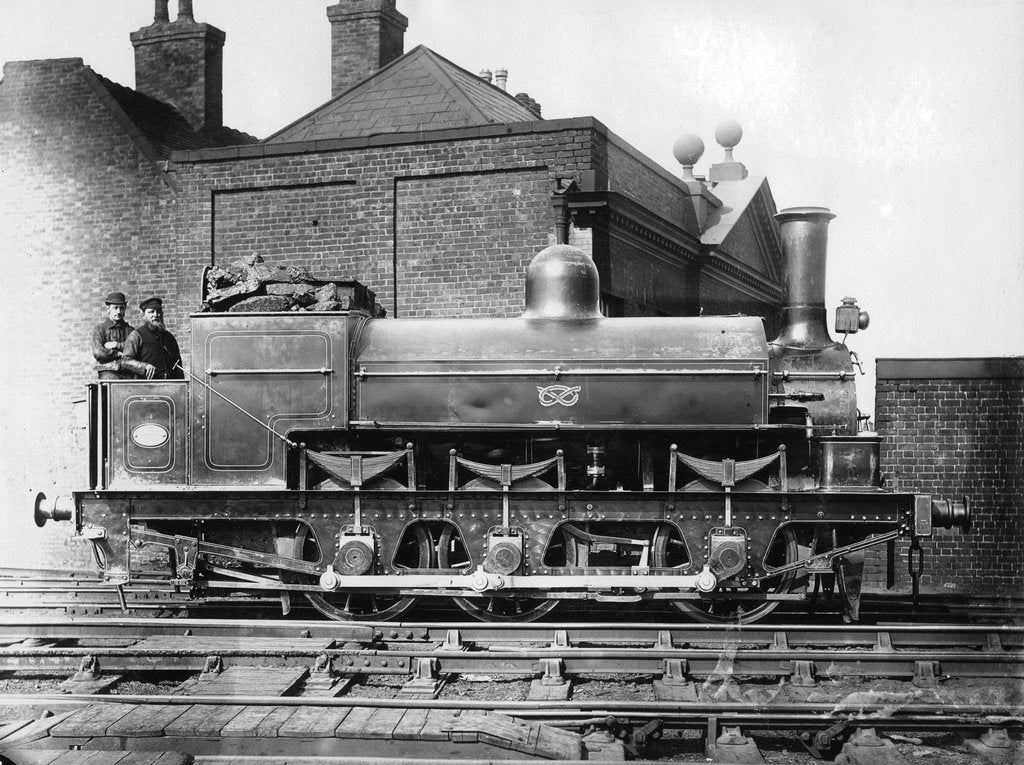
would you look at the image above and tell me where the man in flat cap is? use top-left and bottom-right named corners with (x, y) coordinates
top-left (91, 291), bottom-right (135, 380)
top-left (121, 297), bottom-right (184, 380)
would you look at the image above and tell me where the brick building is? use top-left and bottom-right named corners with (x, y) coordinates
top-left (71, 0), bottom-right (1024, 602)
top-left (870, 358), bottom-right (1024, 595)
top-left (1, 0), bottom-right (788, 570)
top-left (1, 3), bottom-right (1017, 601)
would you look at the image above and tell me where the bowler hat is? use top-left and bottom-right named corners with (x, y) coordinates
top-left (105, 291), bottom-right (127, 305)
top-left (139, 297), bottom-right (163, 312)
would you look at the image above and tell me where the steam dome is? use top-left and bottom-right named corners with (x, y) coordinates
top-left (521, 244), bottom-right (602, 320)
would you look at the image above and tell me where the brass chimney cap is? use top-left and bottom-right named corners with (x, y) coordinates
top-left (775, 206), bottom-right (836, 224)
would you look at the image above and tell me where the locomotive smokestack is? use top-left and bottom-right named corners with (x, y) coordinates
top-left (773, 206), bottom-right (837, 350)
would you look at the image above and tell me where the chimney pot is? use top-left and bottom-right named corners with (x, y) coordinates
top-left (154, 0), bottom-right (169, 23)
top-left (494, 68), bottom-right (508, 91)
top-left (177, 0), bottom-right (194, 21)
top-left (514, 92), bottom-right (542, 119)
top-left (479, 69), bottom-right (492, 83)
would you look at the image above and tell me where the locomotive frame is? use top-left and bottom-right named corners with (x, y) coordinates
top-left (36, 207), bottom-right (971, 623)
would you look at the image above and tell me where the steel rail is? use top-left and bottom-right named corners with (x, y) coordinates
top-left (1, 615), bottom-right (1022, 642)
top-left (0, 617), bottom-right (1020, 679)
top-left (2, 585), bottom-right (1018, 619)
top-left (2, 650), bottom-right (1020, 681)
top-left (2, 644), bottom-right (1019, 676)
top-left (1, 692), bottom-right (1021, 723)
top-left (2, 643), bottom-right (1017, 662)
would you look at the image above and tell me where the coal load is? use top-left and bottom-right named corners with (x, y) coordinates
top-left (201, 254), bottom-right (385, 317)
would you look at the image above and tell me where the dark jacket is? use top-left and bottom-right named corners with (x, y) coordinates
top-left (122, 323), bottom-right (184, 380)
top-left (91, 318), bottom-right (134, 363)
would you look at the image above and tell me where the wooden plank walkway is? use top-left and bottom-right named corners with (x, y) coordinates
top-left (1, 636), bottom-right (589, 760)
top-left (0, 751), bottom-right (192, 764)
top-left (23, 702), bottom-right (586, 760)
top-left (185, 666), bottom-right (309, 696)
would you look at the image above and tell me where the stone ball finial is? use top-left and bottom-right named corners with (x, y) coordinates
top-left (672, 133), bottom-right (704, 181)
top-left (672, 133), bottom-right (705, 167)
top-left (715, 119), bottom-right (743, 149)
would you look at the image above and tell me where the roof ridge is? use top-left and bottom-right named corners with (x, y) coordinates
top-left (265, 43), bottom-right (435, 142)
top-left (418, 46), bottom-right (537, 119)
top-left (417, 48), bottom-right (491, 124)
top-left (265, 43), bottom-right (539, 144)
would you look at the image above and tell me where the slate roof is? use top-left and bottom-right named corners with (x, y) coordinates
top-left (266, 45), bottom-right (540, 144)
top-left (700, 176), bottom-right (767, 247)
top-left (700, 175), bottom-right (783, 286)
top-left (96, 74), bottom-right (256, 158)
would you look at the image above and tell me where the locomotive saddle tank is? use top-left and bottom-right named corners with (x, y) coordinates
top-left (36, 206), bottom-right (970, 623)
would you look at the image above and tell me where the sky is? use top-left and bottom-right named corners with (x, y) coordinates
top-left (2, 0), bottom-right (1023, 417)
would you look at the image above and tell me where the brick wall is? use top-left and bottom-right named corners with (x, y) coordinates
top-left (604, 132), bottom-right (690, 224)
top-left (603, 233), bottom-right (697, 317)
top-left (395, 168), bottom-right (551, 318)
top-left (700, 274), bottom-right (779, 337)
top-left (212, 181), bottom-right (361, 266)
top-left (171, 125), bottom-right (598, 322)
top-left (870, 358), bottom-right (1024, 595)
top-left (0, 59), bottom-right (178, 568)
top-left (2, 57), bottom-right (782, 576)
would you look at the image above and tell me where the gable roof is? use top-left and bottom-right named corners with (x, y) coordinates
top-left (266, 45), bottom-right (540, 144)
top-left (701, 176), bottom-right (783, 287)
top-left (701, 176), bottom-right (766, 246)
top-left (94, 74), bottom-right (256, 159)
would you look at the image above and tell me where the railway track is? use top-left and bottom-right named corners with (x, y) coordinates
top-left (1, 615), bottom-right (1022, 762)
top-left (2, 569), bottom-right (1022, 625)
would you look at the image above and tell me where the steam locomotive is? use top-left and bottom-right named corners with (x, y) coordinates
top-left (36, 206), bottom-right (970, 623)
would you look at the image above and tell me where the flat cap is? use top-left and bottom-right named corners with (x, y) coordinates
top-left (139, 297), bottom-right (163, 312)
top-left (104, 291), bottom-right (127, 305)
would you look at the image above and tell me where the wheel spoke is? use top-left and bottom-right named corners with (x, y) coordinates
top-left (278, 524), bottom-right (419, 622)
top-left (665, 526), bottom-right (800, 624)
top-left (453, 595), bottom-right (558, 623)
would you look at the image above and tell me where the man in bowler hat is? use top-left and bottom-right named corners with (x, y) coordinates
top-left (121, 297), bottom-right (184, 380)
top-left (91, 291), bottom-right (135, 380)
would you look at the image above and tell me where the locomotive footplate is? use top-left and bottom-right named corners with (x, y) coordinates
top-left (54, 487), bottom-right (970, 617)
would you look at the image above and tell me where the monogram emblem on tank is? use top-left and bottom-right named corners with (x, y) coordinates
top-left (536, 384), bottom-right (582, 407)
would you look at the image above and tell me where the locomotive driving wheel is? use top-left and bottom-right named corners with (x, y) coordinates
top-left (664, 478), bottom-right (802, 624)
top-left (276, 511), bottom-right (433, 622)
top-left (443, 476), bottom-right (559, 623)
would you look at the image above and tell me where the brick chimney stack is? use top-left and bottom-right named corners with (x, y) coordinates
top-left (515, 93), bottom-right (542, 119)
top-left (327, 0), bottom-right (408, 98)
top-left (130, 0), bottom-right (225, 132)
